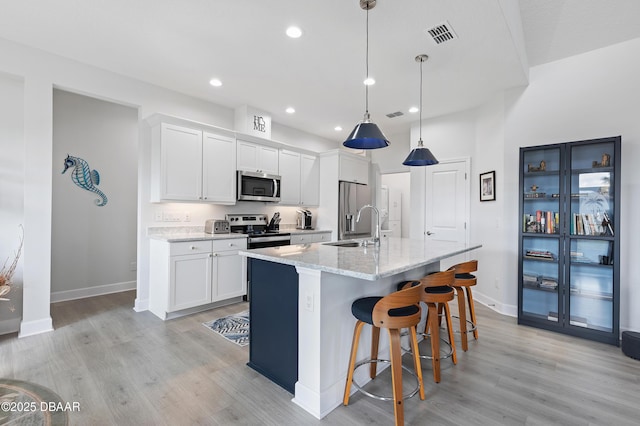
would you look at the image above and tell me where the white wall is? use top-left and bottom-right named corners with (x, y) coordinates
top-left (51, 90), bottom-right (138, 301)
top-left (0, 72), bottom-right (24, 334)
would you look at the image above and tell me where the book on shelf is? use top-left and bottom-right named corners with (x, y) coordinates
top-left (523, 211), bottom-right (559, 234)
top-left (569, 316), bottom-right (588, 328)
top-left (572, 212), bottom-right (611, 236)
top-left (524, 249), bottom-right (555, 260)
top-left (539, 277), bottom-right (558, 289)
top-left (547, 311), bottom-right (559, 322)
top-left (523, 274), bottom-right (539, 286)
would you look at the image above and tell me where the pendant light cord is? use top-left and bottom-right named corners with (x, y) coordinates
top-left (418, 57), bottom-right (423, 146)
top-left (365, 6), bottom-right (369, 117)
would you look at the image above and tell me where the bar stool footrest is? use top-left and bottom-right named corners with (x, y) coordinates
top-left (451, 315), bottom-right (477, 334)
top-left (351, 359), bottom-right (420, 401)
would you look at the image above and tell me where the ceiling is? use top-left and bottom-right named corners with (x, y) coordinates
top-left (1, 0), bottom-right (639, 142)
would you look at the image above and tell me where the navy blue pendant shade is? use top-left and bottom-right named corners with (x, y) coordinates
top-left (343, 119), bottom-right (390, 149)
top-left (403, 53), bottom-right (438, 166)
top-left (403, 142), bottom-right (439, 166)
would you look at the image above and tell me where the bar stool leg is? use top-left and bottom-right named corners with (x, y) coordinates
top-left (408, 326), bottom-right (425, 400)
top-left (343, 321), bottom-right (365, 406)
top-left (427, 302), bottom-right (441, 383)
top-left (388, 328), bottom-right (405, 426)
top-left (466, 287), bottom-right (478, 340)
top-left (370, 326), bottom-right (381, 378)
top-left (442, 303), bottom-right (457, 364)
top-left (455, 287), bottom-right (469, 351)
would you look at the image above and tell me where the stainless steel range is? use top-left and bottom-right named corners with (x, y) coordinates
top-left (226, 214), bottom-right (291, 248)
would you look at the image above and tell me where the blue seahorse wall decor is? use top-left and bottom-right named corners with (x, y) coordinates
top-left (62, 154), bottom-right (108, 206)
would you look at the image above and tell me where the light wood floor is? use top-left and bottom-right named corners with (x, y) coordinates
top-left (1, 291), bottom-right (638, 425)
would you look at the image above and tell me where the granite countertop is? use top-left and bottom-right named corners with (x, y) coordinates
top-left (147, 226), bottom-right (247, 242)
top-left (239, 237), bottom-right (482, 281)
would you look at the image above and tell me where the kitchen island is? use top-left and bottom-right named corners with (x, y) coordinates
top-left (239, 237), bottom-right (481, 419)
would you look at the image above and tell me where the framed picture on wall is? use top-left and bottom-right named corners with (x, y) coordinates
top-left (480, 170), bottom-right (496, 201)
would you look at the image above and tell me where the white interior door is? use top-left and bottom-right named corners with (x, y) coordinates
top-left (424, 159), bottom-right (470, 243)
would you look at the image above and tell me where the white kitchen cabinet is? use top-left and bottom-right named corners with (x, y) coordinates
top-left (300, 154), bottom-right (320, 206)
top-left (237, 140), bottom-right (279, 175)
top-left (202, 132), bottom-right (237, 203)
top-left (149, 238), bottom-right (247, 320)
top-left (212, 239), bottom-right (247, 301)
top-left (290, 231), bottom-right (332, 245)
top-left (339, 153), bottom-right (369, 184)
top-left (278, 150), bottom-right (301, 205)
top-left (278, 150), bottom-right (319, 206)
top-left (151, 122), bottom-right (236, 203)
top-left (380, 229), bottom-right (394, 239)
top-left (170, 249), bottom-right (212, 311)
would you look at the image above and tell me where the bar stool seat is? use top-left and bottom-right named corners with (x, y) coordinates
top-left (344, 285), bottom-right (425, 426)
top-left (399, 270), bottom-right (457, 383)
top-left (448, 260), bottom-right (479, 351)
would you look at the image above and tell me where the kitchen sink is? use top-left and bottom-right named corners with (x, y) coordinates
top-left (323, 240), bottom-right (369, 248)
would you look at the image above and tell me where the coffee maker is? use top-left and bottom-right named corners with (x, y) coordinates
top-left (296, 209), bottom-right (313, 230)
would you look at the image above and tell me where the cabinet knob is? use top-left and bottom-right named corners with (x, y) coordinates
top-left (228, 243), bottom-right (234, 247)
top-left (209, 253), bottom-right (213, 257)
top-left (190, 246), bottom-right (196, 250)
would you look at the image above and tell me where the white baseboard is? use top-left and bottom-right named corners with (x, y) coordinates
top-left (134, 297), bottom-right (149, 312)
top-left (51, 281), bottom-right (136, 303)
top-left (19, 317), bottom-right (54, 338)
top-left (473, 291), bottom-right (517, 318)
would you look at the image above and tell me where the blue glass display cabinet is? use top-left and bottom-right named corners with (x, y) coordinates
top-left (518, 137), bottom-right (620, 345)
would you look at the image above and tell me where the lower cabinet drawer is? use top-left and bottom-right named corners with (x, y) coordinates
top-left (213, 238), bottom-right (247, 252)
top-left (170, 240), bottom-right (212, 256)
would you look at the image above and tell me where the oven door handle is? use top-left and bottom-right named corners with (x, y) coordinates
top-left (249, 235), bottom-right (291, 244)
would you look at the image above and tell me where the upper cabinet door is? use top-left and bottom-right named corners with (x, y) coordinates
top-left (237, 140), bottom-right (279, 175)
top-left (159, 123), bottom-right (203, 201)
top-left (279, 150), bottom-right (301, 205)
top-left (202, 132), bottom-right (236, 203)
top-left (339, 154), bottom-right (369, 184)
top-left (300, 154), bottom-right (319, 206)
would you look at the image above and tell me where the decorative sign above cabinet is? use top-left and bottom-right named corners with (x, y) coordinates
top-left (235, 105), bottom-right (272, 139)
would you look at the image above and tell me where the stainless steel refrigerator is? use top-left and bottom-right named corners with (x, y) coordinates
top-left (338, 181), bottom-right (372, 240)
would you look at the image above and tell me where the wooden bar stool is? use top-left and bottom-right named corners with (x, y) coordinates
top-left (448, 260), bottom-right (479, 351)
top-left (399, 270), bottom-right (457, 383)
top-left (343, 284), bottom-right (425, 426)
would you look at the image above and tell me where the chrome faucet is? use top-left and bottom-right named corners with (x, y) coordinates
top-left (356, 204), bottom-right (380, 247)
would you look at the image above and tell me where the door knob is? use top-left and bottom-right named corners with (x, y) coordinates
top-left (426, 231), bottom-right (435, 236)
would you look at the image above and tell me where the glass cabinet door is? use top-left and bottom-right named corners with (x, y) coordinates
top-left (521, 147), bottom-right (561, 235)
top-left (568, 141), bottom-right (616, 332)
top-left (521, 236), bottom-right (560, 322)
top-left (520, 146), bottom-right (561, 323)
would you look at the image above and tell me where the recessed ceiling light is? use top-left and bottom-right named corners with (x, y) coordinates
top-left (286, 107), bottom-right (295, 114)
top-left (335, 126), bottom-right (343, 131)
top-left (209, 78), bottom-right (222, 87)
top-left (286, 26), bottom-right (302, 38)
top-left (363, 77), bottom-right (375, 86)
top-left (409, 107), bottom-right (419, 113)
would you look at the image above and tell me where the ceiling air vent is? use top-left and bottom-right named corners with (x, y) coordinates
top-left (386, 111), bottom-right (404, 118)
top-left (426, 21), bottom-right (457, 45)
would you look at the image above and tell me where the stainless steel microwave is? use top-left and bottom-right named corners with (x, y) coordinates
top-left (237, 170), bottom-right (281, 202)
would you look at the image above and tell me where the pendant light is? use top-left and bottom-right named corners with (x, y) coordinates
top-left (403, 54), bottom-right (439, 166)
top-left (343, 0), bottom-right (390, 150)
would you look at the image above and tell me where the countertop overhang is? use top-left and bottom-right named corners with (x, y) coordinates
top-left (240, 238), bottom-right (482, 281)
